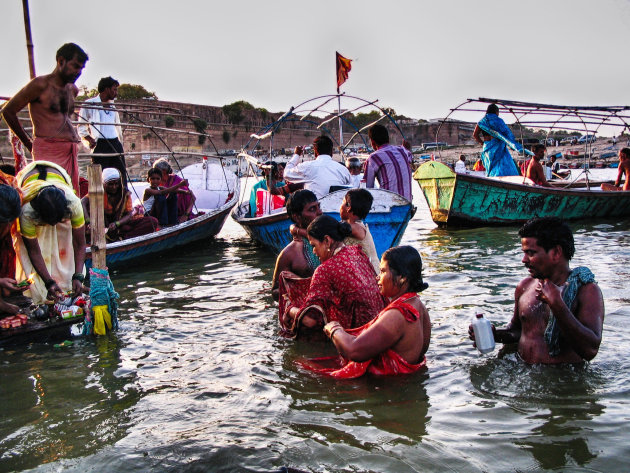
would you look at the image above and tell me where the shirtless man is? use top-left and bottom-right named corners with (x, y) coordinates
top-left (2, 43), bottom-right (88, 193)
top-left (601, 148), bottom-right (630, 191)
top-left (469, 217), bottom-right (604, 364)
top-left (526, 144), bottom-right (550, 186)
top-left (271, 190), bottom-right (322, 301)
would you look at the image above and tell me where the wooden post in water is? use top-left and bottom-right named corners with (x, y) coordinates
top-left (87, 164), bottom-right (107, 269)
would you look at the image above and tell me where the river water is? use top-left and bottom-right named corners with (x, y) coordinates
top-left (1, 181), bottom-right (629, 473)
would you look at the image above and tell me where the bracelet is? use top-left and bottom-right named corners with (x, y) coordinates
top-left (329, 326), bottom-right (343, 340)
top-left (44, 279), bottom-right (56, 290)
top-left (324, 321), bottom-right (342, 338)
top-left (72, 273), bottom-right (85, 283)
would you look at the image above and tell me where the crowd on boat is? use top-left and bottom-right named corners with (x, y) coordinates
top-left (0, 42), bottom-right (609, 377)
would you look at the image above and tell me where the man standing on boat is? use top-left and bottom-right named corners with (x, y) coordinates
top-left (78, 76), bottom-right (128, 188)
top-left (469, 217), bottom-right (604, 364)
top-left (364, 124), bottom-right (413, 200)
top-left (2, 43), bottom-right (88, 194)
top-left (284, 135), bottom-right (352, 199)
top-left (271, 190), bottom-right (322, 301)
top-left (525, 144), bottom-right (550, 186)
top-left (473, 104), bottom-right (528, 177)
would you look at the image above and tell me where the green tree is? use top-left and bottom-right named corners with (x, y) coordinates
top-left (164, 115), bottom-right (175, 128)
top-left (222, 131), bottom-right (231, 144)
top-left (193, 118), bottom-right (207, 145)
top-left (222, 100), bottom-right (255, 125)
top-left (352, 110), bottom-right (381, 129)
top-left (117, 83), bottom-right (157, 100)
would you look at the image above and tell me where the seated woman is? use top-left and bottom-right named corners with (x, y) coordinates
top-left (143, 168), bottom-right (190, 225)
top-left (153, 158), bottom-right (196, 223)
top-left (82, 168), bottom-right (158, 242)
top-left (280, 215), bottom-right (385, 337)
top-left (249, 161), bottom-right (301, 217)
top-left (301, 245), bottom-right (431, 378)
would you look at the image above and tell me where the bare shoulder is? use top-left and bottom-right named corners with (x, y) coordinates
top-left (516, 277), bottom-right (535, 295)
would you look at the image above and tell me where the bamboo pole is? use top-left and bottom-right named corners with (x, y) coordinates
top-left (87, 164), bottom-right (107, 270)
top-left (22, 0), bottom-right (36, 79)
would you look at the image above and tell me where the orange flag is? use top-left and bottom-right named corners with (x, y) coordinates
top-left (336, 52), bottom-right (352, 93)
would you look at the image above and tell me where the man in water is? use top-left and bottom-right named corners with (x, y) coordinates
top-left (2, 43), bottom-right (88, 194)
top-left (271, 190), bottom-right (322, 301)
top-left (364, 124), bottom-right (413, 200)
top-left (525, 144), bottom-right (550, 186)
top-left (284, 136), bottom-right (352, 199)
top-left (469, 217), bottom-right (604, 364)
top-left (473, 103), bottom-right (528, 177)
top-left (601, 148), bottom-right (630, 191)
top-left (78, 76), bottom-right (127, 188)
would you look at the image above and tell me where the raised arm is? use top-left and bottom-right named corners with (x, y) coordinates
top-left (537, 280), bottom-right (604, 361)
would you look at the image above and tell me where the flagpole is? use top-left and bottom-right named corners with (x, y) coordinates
top-left (338, 93), bottom-right (343, 158)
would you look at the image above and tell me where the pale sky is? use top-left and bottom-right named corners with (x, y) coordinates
top-left (2, 0), bottom-right (630, 121)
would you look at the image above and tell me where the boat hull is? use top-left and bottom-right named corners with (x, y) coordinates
top-left (414, 161), bottom-right (630, 227)
top-left (232, 188), bottom-right (416, 257)
top-left (85, 181), bottom-right (239, 269)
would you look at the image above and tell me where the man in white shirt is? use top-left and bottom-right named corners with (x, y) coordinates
top-left (284, 135), bottom-right (351, 198)
top-left (78, 76), bottom-right (127, 187)
top-left (454, 155), bottom-right (467, 173)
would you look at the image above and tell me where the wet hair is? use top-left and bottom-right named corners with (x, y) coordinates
top-left (307, 215), bottom-right (352, 243)
top-left (345, 188), bottom-right (373, 220)
top-left (153, 158), bottom-right (172, 174)
top-left (97, 76), bottom-right (119, 93)
top-left (313, 135), bottom-right (333, 156)
top-left (368, 124), bottom-right (389, 147)
top-left (56, 43), bottom-right (88, 63)
top-left (533, 143), bottom-right (546, 153)
top-left (486, 103), bottom-right (500, 115)
top-left (382, 245), bottom-right (429, 293)
top-left (620, 148), bottom-right (630, 159)
top-left (459, 154), bottom-right (466, 161)
top-left (345, 157), bottom-right (361, 169)
top-left (147, 168), bottom-right (162, 179)
top-left (518, 217), bottom-right (575, 260)
top-left (0, 164), bottom-right (16, 176)
top-left (286, 189), bottom-right (317, 223)
top-left (30, 186), bottom-right (69, 226)
top-left (0, 185), bottom-right (21, 223)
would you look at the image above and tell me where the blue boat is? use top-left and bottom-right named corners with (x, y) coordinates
top-left (232, 188), bottom-right (415, 258)
top-left (86, 161), bottom-right (239, 269)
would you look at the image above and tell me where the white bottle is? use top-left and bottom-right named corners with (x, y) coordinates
top-left (472, 313), bottom-right (495, 354)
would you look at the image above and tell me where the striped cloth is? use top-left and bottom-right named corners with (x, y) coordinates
top-left (364, 144), bottom-right (413, 200)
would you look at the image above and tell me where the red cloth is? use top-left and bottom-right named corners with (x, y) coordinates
top-left (31, 138), bottom-right (80, 194)
top-left (299, 293), bottom-right (427, 378)
top-left (166, 174), bottom-right (194, 220)
top-left (336, 52), bottom-right (352, 92)
top-left (0, 171), bottom-right (20, 279)
top-left (279, 245), bottom-right (384, 337)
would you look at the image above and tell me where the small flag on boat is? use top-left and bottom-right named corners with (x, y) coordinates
top-left (336, 52), bottom-right (352, 93)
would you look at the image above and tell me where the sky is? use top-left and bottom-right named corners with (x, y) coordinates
top-left (2, 0), bottom-right (630, 124)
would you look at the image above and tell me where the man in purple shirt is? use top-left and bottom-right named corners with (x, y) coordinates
top-left (365, 124), bottom-right (413, 200)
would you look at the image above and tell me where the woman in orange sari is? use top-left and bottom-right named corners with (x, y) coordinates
top-left (301, 245), bottom-right (431, 378)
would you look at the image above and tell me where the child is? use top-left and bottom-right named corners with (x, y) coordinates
top-left (142, 168), bottom-right (190, 225)
top-left (345, 157), bottom-right (363, 188)
top-left (340, 188), bottom-right (380, 274)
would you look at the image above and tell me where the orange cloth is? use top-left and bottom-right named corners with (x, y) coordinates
top-left (31, 137), bottom-right (80, 194)
top-left (298, 293), bottom-right (427, 378)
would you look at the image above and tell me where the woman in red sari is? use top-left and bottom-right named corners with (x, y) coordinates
top-left (302, 245), bottom-right (431, 378)
top-left (281, 215), bottom-right (385, 337)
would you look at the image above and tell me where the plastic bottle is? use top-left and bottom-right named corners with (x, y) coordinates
top-left (472, 313), bottom-right (495, 354)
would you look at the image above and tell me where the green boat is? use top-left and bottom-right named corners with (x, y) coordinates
top-left (414, 161), bottom-right (630, 227)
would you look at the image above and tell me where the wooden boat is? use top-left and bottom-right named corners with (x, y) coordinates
top-left (414, 161), bottom-right (630, 227)
top-left (231, 94), bottom-right (416, 256)
top-left (0, 315), bottom-right (84, 346)
top-left (85, 160), bottom-right (239, 269)
top-left (232, 188), bottom-right (415, 258)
